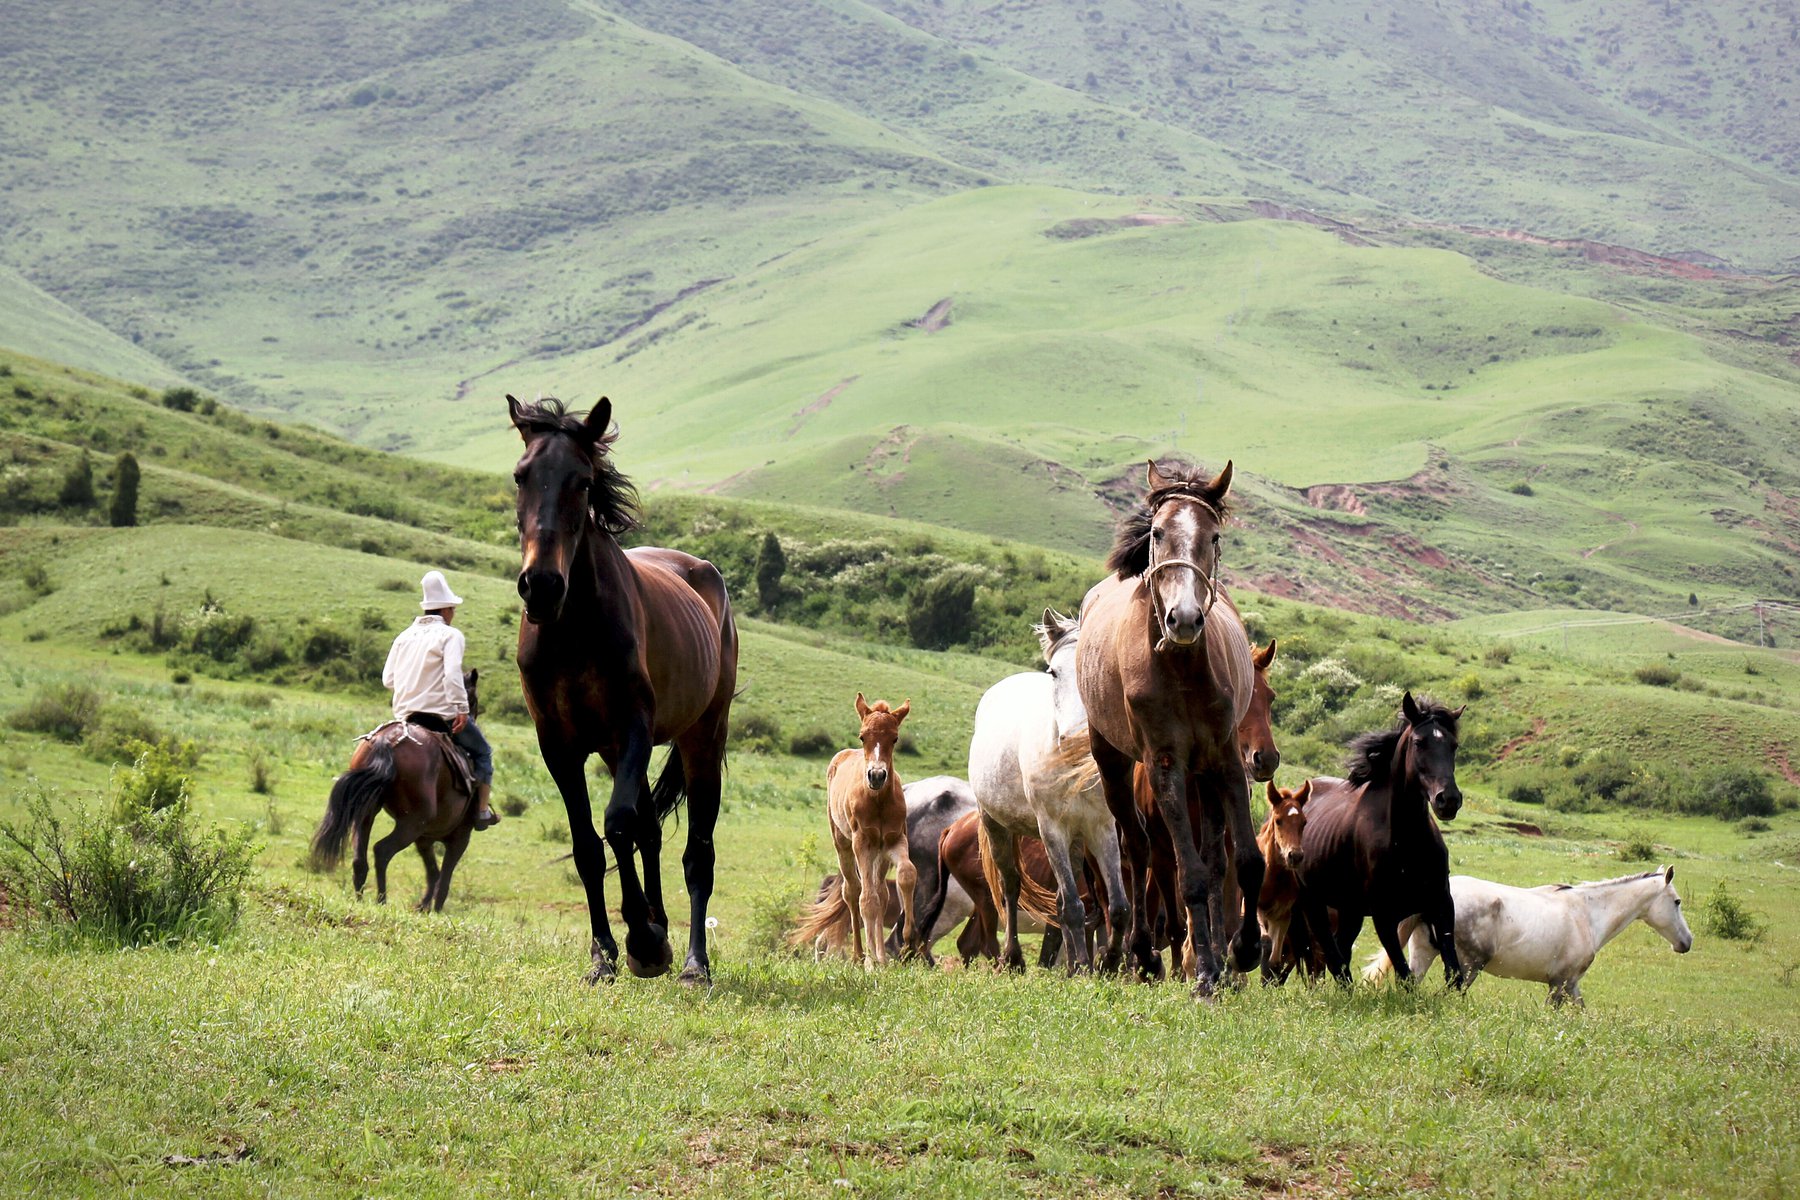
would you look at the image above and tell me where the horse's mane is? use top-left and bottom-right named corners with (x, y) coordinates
top-left (512, 397), bottom-right (640, 535)
top-left (1105, 460), bottom-right (1233, 578)
top-left (1344, 696), bottom-right (1461, 784)
top-left (1552, 870), bottom-right (1665, 891)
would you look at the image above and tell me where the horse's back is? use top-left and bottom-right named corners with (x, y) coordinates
top-left (1450, 875), bottom-right (1579, 982)
top-left (969, 673), bottom-right (1043, 827)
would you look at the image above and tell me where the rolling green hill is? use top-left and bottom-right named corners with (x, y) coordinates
top-left (433, 187), bottom-right (1800, 621)
top-left (5, 343), bottom-right (1799, 810)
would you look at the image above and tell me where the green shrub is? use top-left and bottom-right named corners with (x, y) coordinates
top-left (1454, 671), bottom-right (1484, 699)
top-left (908, 567), bottom-right (980, 650)
top-left (1688, 766), bottom-right (1776, 819)
top-left (1614, 832), bottom-right (1658, 862)
top-left (110, 738), bottom-right (201, 822)
top-left (788, 727), bottom-right (837, 756)
top-left (248, 749), bottom-right (274, 796)
top-left (731, 711), bottom-right (784, 755)
top-left (160, 386), bottom-right (202, 412)
top-left (0, 787), bottom-right (258, 948)
top-left (83, 706), bottom-right (168, 764)
top-left (1483, 644), bottom-right (1513, 666)
top-left (1698, 882), bottom-right (1766, 943)
top-left (1634, 663), bottom-right (1681, 687)
top-left (499, 793), bottom-right (531, 818)
top-left (7, 683), bottom-right (103, 742)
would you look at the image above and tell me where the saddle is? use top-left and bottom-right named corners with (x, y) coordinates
top-left (357, 719), bottom-right (477, 802)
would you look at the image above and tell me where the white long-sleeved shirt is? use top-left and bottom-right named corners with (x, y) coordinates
top-left (382, 615), bottom-right (468, 720)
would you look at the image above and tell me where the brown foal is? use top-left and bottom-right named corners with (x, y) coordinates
top-left (825, 694), bottom-right (915, 968)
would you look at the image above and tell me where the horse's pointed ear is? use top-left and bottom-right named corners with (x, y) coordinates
top-left (582, 396), bottom-right (613, 445)
top-left (1265, 779), bottom-right (1279, 807)
top-left (1205, 459), bottom-right (1234, 500)
top-left (1402, 691), bottom-right (1421, 723)
top-left (1664, 865), bottom-right (1675, 883)
top-left (854, 692), bottom-right (871, 720)
top-left (1295, 779), bottom-right (1313, 806)
top-left (468, 668), bottom-right (478, 686)
top-left (1146, 459), bottom-right (1170, 493)
top-left (893, 700), bottom-right (911, 723)
top-left (1253, 639), bottom-right (1277, 671)
top-left (507, 395), bottom-right (530, 440)
top-left (1450, 704), bottom-right (1467, 720)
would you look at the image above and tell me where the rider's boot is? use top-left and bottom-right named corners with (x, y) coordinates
top-left (473, 782), bottom-right (500, 831)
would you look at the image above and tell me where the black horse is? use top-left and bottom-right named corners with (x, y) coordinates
top-left (1294, 692), bottom-right (1468, 986)
top-left (509, 396), bottom-right (739, 985)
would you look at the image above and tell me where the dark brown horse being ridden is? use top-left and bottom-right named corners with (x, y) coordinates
top-left (1295, 693), bottom-right (1468, 987)
top-left (509, 396), bottom-right (739, 985)
top-left (312, 670), bottom-right (483, 912)
top-left (1076, 460), bottom-right (1264, 995)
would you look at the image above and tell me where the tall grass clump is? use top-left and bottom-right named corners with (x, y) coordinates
top-left (6, 682), bottom-right (102, 742)
top-left (0, 779), bottom-right (258, 948)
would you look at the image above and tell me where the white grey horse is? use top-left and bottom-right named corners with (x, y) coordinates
top-left (968, 609), bottom-right (1128, 972)
top-left (1365, 866), bottom-right (1693, 1006)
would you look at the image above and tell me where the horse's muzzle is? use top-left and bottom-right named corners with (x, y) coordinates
top-left (1161, 608), bottom-right (1203, 647)
top-left (517, 569), bottom-right (567, 624)
top-left (1431, 788), bottom-right (1463, 820)
top-left (1249, 749), bottom-right (1280, 782)
top-left (865, 767), bottom-right (889, 791)
top-left (1282, 848), bottom-right (1305, 869)
top-left (1675, 937), bottom-right (1693, 954)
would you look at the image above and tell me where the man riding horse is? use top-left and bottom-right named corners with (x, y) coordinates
top-left (384, 570), bottom-right (499, 831)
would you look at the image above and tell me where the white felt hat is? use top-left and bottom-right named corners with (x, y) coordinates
top-left (420, 570), bottom-right (464, 610)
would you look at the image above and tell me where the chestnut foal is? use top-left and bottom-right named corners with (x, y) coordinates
top-left (1256, 779), bottom-right (1313, 982)
top-left (825, 694), bottom-right (916, 968)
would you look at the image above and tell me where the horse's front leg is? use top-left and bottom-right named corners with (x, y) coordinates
top-left (1373, 912), bottom-right (1414, 987)
top-left (852, 833), bottom-right (889, 969)
top-left (1424, 889), bottom-right (1466, 989)
top-left (601, 719), bottom-right (670, 978)
top-left (544, 748), bottom-right (619, 983)
top-left (892, 836), bottom-right (919, 959)
top-left (1151, 758), bottom-right (1221, 997)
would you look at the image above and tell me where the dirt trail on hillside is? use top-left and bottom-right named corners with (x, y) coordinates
top-left (787, 375), bottom-right (858, 438)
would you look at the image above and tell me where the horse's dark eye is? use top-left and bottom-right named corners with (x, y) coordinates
top-left (1212, 533), bottom-right (1221, 544)
top-left (1152, 528), bottom-right (1164, 540)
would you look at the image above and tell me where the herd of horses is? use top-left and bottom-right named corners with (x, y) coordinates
top-left (313, 397), bottom-right (1695, 1005)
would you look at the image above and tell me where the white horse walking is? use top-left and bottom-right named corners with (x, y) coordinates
top-left (1366, 866), bottom-right (1693, 1006)
top-left (969, 609), bottom-right (1129, 972)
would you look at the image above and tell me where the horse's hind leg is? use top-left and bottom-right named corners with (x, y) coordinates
top-left (982, 819), bottom-right (1028, 973)
top-left (1088, 728), bottom-right (1158, 979)
top-left (351, 811), bottom-right (376, 899)
top-left (1373, 914), bottom-right (1414, 987)
top-left (431, 827), bottom-right (473, 913)
top-left (372, 819), bottom-right (422, 906)
top-left (675, 735), bottom-right (725, 985)
top-left (414, 841), bottom-right (441, 912)
top-left (1092, 825), bottom-right (1129, 974)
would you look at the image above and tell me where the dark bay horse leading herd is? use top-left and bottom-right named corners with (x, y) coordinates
top-left (319, 395), bottom-right (1695, 1002)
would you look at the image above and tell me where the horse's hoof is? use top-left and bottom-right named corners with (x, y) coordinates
top-left (677, 960), bottom-right (712, 988)
top-left (585, 955), bottom-right (617, 986)
top-left (1191, 975), bottom-right (1221, 1002)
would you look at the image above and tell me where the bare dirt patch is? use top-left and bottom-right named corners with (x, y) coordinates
top-left (787, 375), bottom-right (858, 438)
top-left (1248, 201), bottom-right (1373, 246)
top-left (1454, 227), bottom-right (1736, 280)
top-left (1044, 213), bottom-right (1187, 240)
top-left (914, 298), bottom-right (953, 332)
top-left (1496, 717), bottom-right (1548, 762)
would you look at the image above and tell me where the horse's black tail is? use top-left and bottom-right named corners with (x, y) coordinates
top-left (650, 749), bottom-right (687, 824)
top-left (311, 740), bottom-right (396, 870)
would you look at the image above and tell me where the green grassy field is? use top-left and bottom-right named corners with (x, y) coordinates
top-left (5, 340), bottom-right (1800, 1195)
top-left (2, 632), bottom-right (1799, 1197)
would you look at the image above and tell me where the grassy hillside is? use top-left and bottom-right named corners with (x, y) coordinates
top-left (435, 187), bottom-right (1800, 620)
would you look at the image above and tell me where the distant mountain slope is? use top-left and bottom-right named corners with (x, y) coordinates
top-left (848, 0), bottom-right (1800, 265)
top-left (0, 0), bottom-right (979, 428)
top-left (3, 0), bottom-right (1794, 434)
